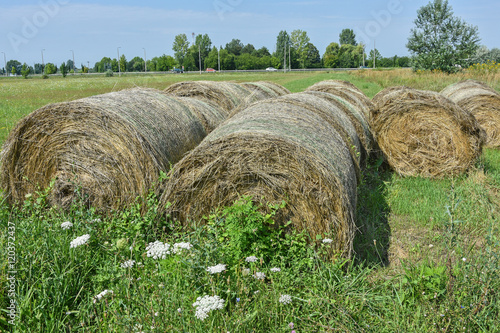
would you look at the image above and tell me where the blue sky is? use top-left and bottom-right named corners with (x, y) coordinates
top-left (1, 0), bottom-right (498, 67)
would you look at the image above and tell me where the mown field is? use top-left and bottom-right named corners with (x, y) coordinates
top-left (0, 69), bottom-right (499, 332)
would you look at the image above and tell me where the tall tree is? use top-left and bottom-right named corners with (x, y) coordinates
top-left (305, 42), bottom-right (321, 68)
top-left (195, 34), bottom-right (212, 69)
top-left (225, 39), bottom-right (243, 56)
top-left (60, 62), bottom-right (67, 77)
top-left (241, 43), bottom-right (256, 55)
top-left (339, 29), bottom-right (357, 46)
top-left (290, 29), bottom-right (311, 69)
top-left (274, 30), bottom-right (291, 67)
top-left (173, 34), bottom-right (190, 67)
top-left (119, 54), bottom-right (127, 72)
top-left (21, 63), bottom-right (30, 79)
top-left (406, 0), bottom-right (480, 73)
top-left (323, 42), bottom-right (340, 68)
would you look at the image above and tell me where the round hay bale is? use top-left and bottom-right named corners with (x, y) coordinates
top-left (1, 88), bottom-right (207, 210)
top-left (164, 80), bottom-right (252, 115)
top-left (441, 80), bottom-right (500, 147)
top-left (171, 96), bottom-right (225, 133)
top-left (305, 80), bottom-right (374, 119)
top-left (304, 90), bottom-right (374, 165)
top-left (161, 96), bottom-right (358, 258)
top-left (371, 86), bottom-right (485, 178)
top-left (241, 81), bottom-right (291, 97)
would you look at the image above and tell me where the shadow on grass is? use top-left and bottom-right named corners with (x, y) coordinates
top-left (353, 161), bottom-right (392, 267)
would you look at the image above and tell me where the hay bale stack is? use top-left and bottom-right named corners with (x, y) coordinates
top-left (161, 95), bottom-right (359, 258)
top-left (1, 88), bottom-right (208, 210)
top-left (441, 80), bottom-right (500, 147)
top-left (371, 86), bottom-right (485, 178)
top-left (305, 80), bottom-right (374, 119)
top-left (241, 81), bottom-right (291, 97)
top-left (164, 80), bottom-right (252, 115)
top-left (304, 90), bottom-right (374, 164)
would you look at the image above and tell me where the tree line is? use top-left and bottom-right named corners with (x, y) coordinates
top-left (1, 1), bottom-right (494, 77)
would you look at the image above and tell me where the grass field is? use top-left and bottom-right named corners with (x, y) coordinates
top-left (0, 70), bottom-right (499, 332)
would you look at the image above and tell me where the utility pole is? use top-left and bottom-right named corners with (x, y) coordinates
top-left (199, 44), bottom-right (202, 74)
top-left (1, 52), bottom-right (6, 76)
top-left (218, 47), bottom-right (220, 72)
top-left (41, 49), bottom-right (45, 74)
top-left (143, 48), bottom-right (147, 72)
top-left (70, 50), bottom-right (75, 74)
top-left (117, 47), bottom-right (121, 76)
top-left (373, 40), bottom-right (376, 69)
top-left (289, 44), bottom-right (291, 71)
top-left (284, 43), bottom-right (286, 73)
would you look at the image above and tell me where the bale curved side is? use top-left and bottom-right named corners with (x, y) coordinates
top-left (305, 80), bottom-right (373, 119)
top-left (371, 87), bottom-right (485, 178)
top-left (161, 98), bottom-right (358, 258)
top-left (164, 81), bottom-right (252, 115)
top-left (171, 96), bottom-right (226, 133)
top-left (1, 88), bottom-right (207, 210)
top-left (441, 80), bottom-right (500, 147)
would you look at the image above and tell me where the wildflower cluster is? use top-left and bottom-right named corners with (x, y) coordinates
top-left (60, 221), bottom-right (73, 230)
top-left (173, 242), bottom-right (193, 254)
top-left (120, 260), bottom-right (140, 268)
top-left (253, 272), bottom-right (266, 280)
top-left (207, 264), bottom-right (226, 274)
top-left (245, 256), bottom-right (258, 263)
top-left (192, 295), bottom-right (225, 321)
top-left (146, 241), bottom-right (171, 259)
top-left (468, 60), bottom-right (500, 75)
top-left (70, 234), bottom-right (90, 248)
top-left (279, 294), bottom-right (292, 305)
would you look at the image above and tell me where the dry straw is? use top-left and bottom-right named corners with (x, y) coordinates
top-left (441, 80), bottom-right (500, 147)
top-left (1, 88), bottom-right (209, 211)
top-left (371, 86), bottom-right (485, 178)
top-left (305, 80), bottom-right (374, 119)
top-left (164, 80), bottom-right (252, 116)
top-left (161, 94), bottom-right (359, 258)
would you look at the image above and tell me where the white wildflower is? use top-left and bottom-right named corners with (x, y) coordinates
top-left (279, 294), bottom-right (292, 305)
top-left (89, 218), bottom-right (101, 224)
top-left (61, 221), bottom-right (73, 230)
top-left (120, 260), bottom-right (136, 268)
top-left (146, 241), bottom-right (171, 259)
top-left (206, 264), bottom-right (226, 274)
top-left (93, 289), bottom-right (113, 303)
top-left (192, 295), bottom-right (225, 321)
top-left (245, 256), bottom-right (258, 263)
top-left (70, 234), bottom-right (90, 248)
top-left (322, 238), bottom-right (333, 244)
top-left (270, 267), bottom-right (281, 272)
top-left (173, 242), bottom-right (193, 254)
top-left (462, 257), bottom-right (467, 262)
top-left (253, 272), bottom-right (266, 280)
top-left (242, 268), bottom-right (250, 276)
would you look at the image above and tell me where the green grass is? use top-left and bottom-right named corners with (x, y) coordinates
top-left (1, 71), bottom-right (499, 332)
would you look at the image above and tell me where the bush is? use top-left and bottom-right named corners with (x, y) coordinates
top-left (105, 69), bottom-right (113, 77)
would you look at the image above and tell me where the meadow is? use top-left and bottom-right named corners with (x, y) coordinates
top-left (0, 69), bottom-right (499, 332)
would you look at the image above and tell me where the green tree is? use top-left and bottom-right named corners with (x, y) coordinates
top-left (368, 49), bottom-right (382, 68)
top-left (407, 0), bottom-right (480, 73)
top-left (339, 28), bottom-right (357, 46)
top-left (6, 60), bottom-right (21, 75)
top-left (323, 42), bottom-right (340, 68)
top-left (274, 30), bottom-right (291, 68)
top-left (21, 63), bottom-right (30, 79)
top-left (173, 34), bottom-right (190, 67)
top-left (128, 56), bottom-right (144, 72)
top-left (290, 29), bottom-right (310, 69)
top-left (119, 54), bottom-right (127, 72)
top-left (194, 34), bottom-right (212, 69)
top-left (305, 42), bottom-right (321, 68)
top-left (45, 63), bottom-right (57, 75)
top-left (241, 43), bottom-right (256, 54)
top-left (60, 62), bottom-right (67, 77)
top-left (225, 39), bottom-right (243, 56)
top-left (66, 59), bottom-right (74, 73)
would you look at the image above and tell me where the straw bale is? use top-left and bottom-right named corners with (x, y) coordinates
top-left (441, 80), bottom-right (500, 147)
top-left (371, 86), bottom-right (485, 178)
top-left (241, 81), bottom-right (291, 97)
top-left (161, 96), bottom-right (359, 258)
top-left (305, 80), bottom-right (374, 119)
top-left (304, 90), bottom-right (374, 164)
top-left (164, 80), bottom-right (252, 115)
top-left (1, 88), bottom-right (207, 210)
top-left (171, 96), bottom-right (225, 133)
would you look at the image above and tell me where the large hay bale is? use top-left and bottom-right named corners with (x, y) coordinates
top-left (241, 81), bottom-right (291, 97)
top-left (161, 95), bottom-right (358, 258)
top-left (171, 96), bottom-right (225, 133)
top-left (371, 86), bottom-right (485, 178)
top-left (164, 80), bottom-right (252, 115)
top-left (305, 80), bottom-right (374, 119)
top-left (304, 90), bottom-right (374, 164)
top-left (1, 88), bottom-right (208, 210)
top-left (441, 80), bottom-right (500, 147)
